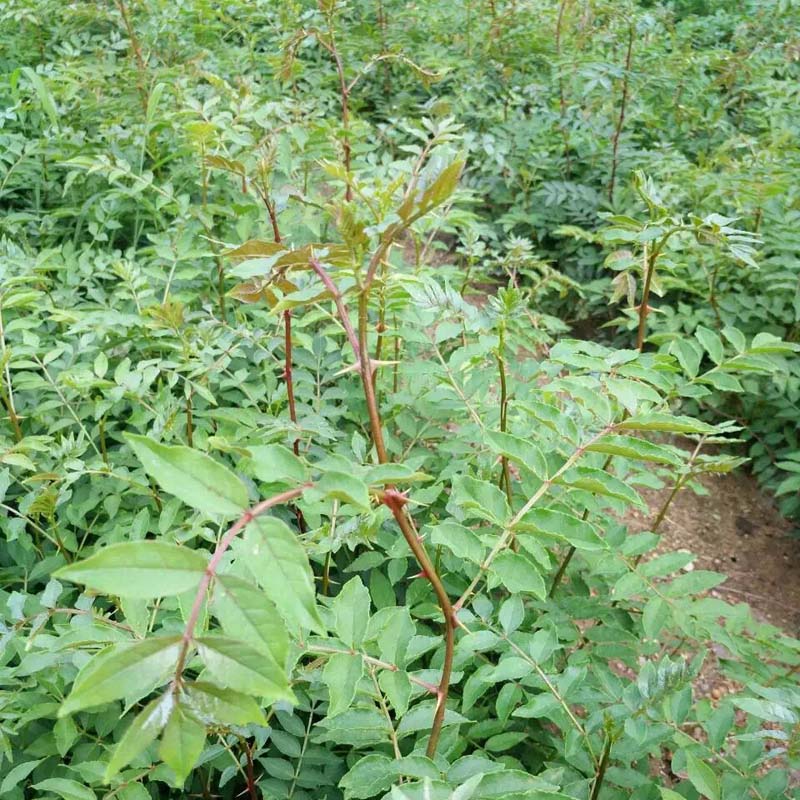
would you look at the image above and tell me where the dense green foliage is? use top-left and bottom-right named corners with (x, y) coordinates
top-left (1, 1), bottom-right (800, 799)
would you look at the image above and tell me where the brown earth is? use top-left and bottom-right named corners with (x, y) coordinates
top-left (626, 465), bottom-right (800, 634)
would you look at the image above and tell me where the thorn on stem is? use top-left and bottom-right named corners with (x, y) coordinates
top-left (382, 488), bottom-right (409, 510)
top-left (410, 569), bottom-right (428, 580)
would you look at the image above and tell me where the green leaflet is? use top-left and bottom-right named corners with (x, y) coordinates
top-left (22, 67), bottom-right (60, 129)
top-left (490, 552), bottom-right (546, 599)
top-left (514, 508), bottom-right (606, 550)
top-left (242, 516), bottom-right (324, 634)
top-left (125, 434), bottom-right (248, 516)
top-left (685, 752), bottom-right (720, 800)
top-left (195, 635), bottom-right (295, 703)
top-left (586, 434), bottom-right (682, 465)
top-left (316, 470), bottom-right (371, 511)
top-left (159, 704), bottom-right (206, 785)
top-left (556, 465), bottom-right (645, 508)
top-left (340, 754), bottom-right (395, 800)
top-left (333, 576), bottom-right (371, 648)
top-left (484, 430), bottom-right (548, 479)
top-left (322, 652), bottom-right (364, 716)
top-left (617, 412), bottom-right (716, 434)
top-left (105, 694), bottom-right (173, 781)
top-left (247, 443), bottom-right (307, 485)
top-left (429, 520), bottom-right (486, 565)
top-left (364, 463), bottom-right (432, 485)
top-left (56, 541), bottom-right (207, 598)
top-left (32, 779), bottom-right (94, 800)
top-left (450, 475), bottom-right (510, 524)
top-left (0, 760), bottom-right (43, 795)
top-left (181, 682), bottom-right (268, 727)
top-left (379, 670), bottom-right (412, 716)
top-left (60, 636), bottom-right (182, 717)
top-left (213, 574), bottom-right (289, 667)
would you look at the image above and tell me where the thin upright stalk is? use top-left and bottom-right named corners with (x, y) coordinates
top-left (216, 253), bottom-right (227, 322)
top-left (392, 314), bottom-right (400, 394)
top-left (0, 303), bottom-right (21, 442)
top-left (496, 325), bottom-right (513, 504)
top-left (590, 735), bottom-right (613, 800)
top-left (357, 291), bottom-right (389, 463)
top-left (631, 438), bottom-right (705, 567)
top-left (708, 262), bottom-right (722, 327)
top-left (309, 255), bottom-right (454, 757)
top-left (114, 0), bottom-right (148, 114)
top-left (376, 0), bottom-right (391, 94)
top-left (284, 310), bottom-right (299, 456)
top-left (265, 204), bottom-right (304, 531)
top-left (308, 259), bottom-right (362, 368)
top-left (199, 141), bottom-right (208, 209)
top-left (455, 424), bottom-right (617, 612)
top-left (243, 740), bottom-right (257, 800)
top-left (254, 183), bottom-right (296, 442)
top-left (373, 260), bottom-right (389, 394)
top-left (608, 24), bottom-right (634, 202)
top-left (317, 14), bottom-right (352, 201)
top-left (555, 0), bottom-right (572, 176)
top-left (549, 508), bottom-right (590, 598)
top-left (266, 198), bottom-right (282, 244)
top-left (636, 243), bottom-right (654, 351)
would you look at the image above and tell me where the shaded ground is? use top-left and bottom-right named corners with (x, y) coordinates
top-left (626, 465), bottom-right (800, 633)
top-left (622, 458), bottom-right (800, 787)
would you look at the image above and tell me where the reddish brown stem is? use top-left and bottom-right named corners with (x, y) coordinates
top-left (636, 245), bottom-right (654, 351)
top-left (632, 439), bottom-right (705, 566)
top-left (172, 485), bottom-right (310, 686)
top-left (332, 48), bottom-right (352, 202)
top-left (284, 310), bottom-right (299, 455)
top-left (392, 315), bottom-right (400, 394)
top-left (267, 198), bottom-right (282, 244)
top-left (317, 20), bottom-right (352, 201)
top-left (311, 258), bottom-right (387, 459)
top-left (608, 24), bottom-right (634, 203)
top-left (263, 191), bottom-right (304, 531)
top-left (283, 309), bottom-right (307, 533)
top-left (309, 258), bottom-right (363, 364)
top-left (244, 741), bottom-right (257, 800)
top-left (383, 490), bottom-right (455, 758)
top-left (357, 292), bottom-right (389, 464)
top-left (216, 254), bottom-right (227, 322)
top-left (114, 0), bottom-right (148, 114)
top-left (185, 389), bottom-right (194, 448)
top-left (309, 255), bottom-right (453, 757)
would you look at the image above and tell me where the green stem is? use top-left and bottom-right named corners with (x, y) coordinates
top-left (549, 454), bottom-right (612, 597)
top-left (608, 23), bottom-right (634, 202)
top-left (496, 325), bottom-right (511, 501)
top-left (589, 735), bottom-right (613, 800)
top-left (0, 303), bottom-right (21, 442)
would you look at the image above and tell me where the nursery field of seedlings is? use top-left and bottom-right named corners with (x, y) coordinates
top-left (1, 1), bottom-right (799, 799)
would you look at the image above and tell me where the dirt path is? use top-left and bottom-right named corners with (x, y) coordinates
top-left (626, 466), bottom-right (800, 633)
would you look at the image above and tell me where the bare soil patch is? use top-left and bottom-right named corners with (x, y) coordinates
top-left (627, 465), bottom-right (800, 634)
